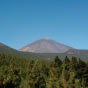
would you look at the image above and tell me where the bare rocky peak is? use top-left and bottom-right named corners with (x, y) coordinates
top-left (43, 37), bottom-right (51, 40)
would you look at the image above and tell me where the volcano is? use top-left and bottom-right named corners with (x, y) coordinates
top-left (20, 38), bottom-right (73, 53)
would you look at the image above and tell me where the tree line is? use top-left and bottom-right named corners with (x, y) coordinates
top-left (0, 54), bottom-right (88, 88)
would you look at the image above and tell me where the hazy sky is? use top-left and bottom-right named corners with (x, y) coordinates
top-left (0, 0), bottom-right (88, 49)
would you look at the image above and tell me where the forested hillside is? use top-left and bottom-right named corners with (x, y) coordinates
top-left (0, 54), bottom-right (88, 88)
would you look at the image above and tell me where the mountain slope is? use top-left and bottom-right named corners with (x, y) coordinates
top-left (0, 42), bottom-right (17, 54)
top-left (66, 49), bottom-right (88, 55)
top-left (20, 38), bottom-right (73, 53)
top-left (0, 42), bottom-right (33, 58)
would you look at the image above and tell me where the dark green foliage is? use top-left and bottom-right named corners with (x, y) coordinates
top-left (64, 56), bottom-right (70, 64)
top-left (0, 54), bottom-right (88, 88)
top-left (54, 56), bottom-right (62, 67)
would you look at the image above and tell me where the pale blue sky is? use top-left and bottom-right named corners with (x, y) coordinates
top-left (0, 0), bottom-right (88, 49)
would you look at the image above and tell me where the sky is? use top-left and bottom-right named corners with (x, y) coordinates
top-left (0, 0), bottom-right (88, 49)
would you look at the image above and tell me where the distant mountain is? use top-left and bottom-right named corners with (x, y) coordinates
top-left (0, 42), bottom-right (5, 46)
top-left (0, 41), bottom-right (88, 61)
top-left (66, 49), bottom-right (88, 55)
top-left (20, 38), bottom-right (73, 53)
top-left (0, 42), bottom-right (18, 54)
top-left (0, 42), bottom-right (36, 58)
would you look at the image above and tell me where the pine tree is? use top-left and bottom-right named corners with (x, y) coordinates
top-left (54, 56), bottom-right (62, 67)
top-left (47, 67), bottom-right (59, 88)
top-left (61, 65), bottom-right (70, 88)
top-left (28, 61), bottom-right (40, 88)
top-left (64, 56), bottom-right (70, 64)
